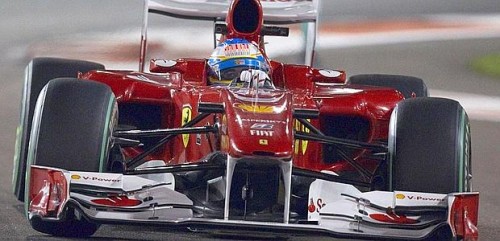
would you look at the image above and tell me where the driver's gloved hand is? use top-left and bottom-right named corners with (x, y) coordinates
top-left (239, 69), bottom-right (273, 88)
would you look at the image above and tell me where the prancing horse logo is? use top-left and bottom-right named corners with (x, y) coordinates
top-left (181, 105), bottom-right (192, 148)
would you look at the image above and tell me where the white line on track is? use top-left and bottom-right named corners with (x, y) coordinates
top-left (431, 90), bottom-right (500, 122)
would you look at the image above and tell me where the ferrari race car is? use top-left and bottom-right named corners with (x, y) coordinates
top-left (12, 0), bottom-right (478, 240)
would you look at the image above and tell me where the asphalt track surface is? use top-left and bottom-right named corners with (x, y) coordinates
top-left (1, 1), bottom-right (500, 240)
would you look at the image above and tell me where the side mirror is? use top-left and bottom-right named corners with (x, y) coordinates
top-left (311, 69), bottom-right (346, 84)
top-left (150, 59), bottom-right (179, 73)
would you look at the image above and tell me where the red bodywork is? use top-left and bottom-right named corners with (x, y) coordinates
top-left (80, 0), bottom-right (404, 175)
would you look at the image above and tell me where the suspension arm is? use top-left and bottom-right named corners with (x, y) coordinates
top-left (125, 113), bottom-right (212, 170)
top-left (294, 131), bottom-right (388, 152)
top-left (114, 126), bottom-right (217, 139)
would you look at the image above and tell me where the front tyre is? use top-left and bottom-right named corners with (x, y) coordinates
top-left (13, 58), bottom-right (104, 202)
top-left (25, 78), bottom-right (117, 237)
top-left (388, 97), bottom-right (471, 193)
top-left (29, 209), bottom-right (99, 238)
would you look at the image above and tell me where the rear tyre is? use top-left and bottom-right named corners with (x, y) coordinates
top-left (25, 78), bottom-right (116, 237)
top-left (13, 58), bottom-right (104, 202)
top-left (388, 97), bottom-right (471, 193)
top-left (348, 74), bottom-right (428, 98)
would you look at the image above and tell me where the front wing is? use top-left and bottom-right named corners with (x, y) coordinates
top-left (26, 165), bottom-right (479, 240)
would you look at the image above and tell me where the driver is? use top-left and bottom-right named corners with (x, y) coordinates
top-left (208, 38), bottom-right (273, 88)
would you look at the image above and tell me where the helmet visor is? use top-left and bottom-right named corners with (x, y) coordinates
top-left (210, 58), bottom-right (268, 85)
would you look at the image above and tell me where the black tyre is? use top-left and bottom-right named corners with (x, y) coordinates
top-left (388, 97), bottom-right (471, 193)
top-left (13, 58), bottom-right (104, 202)
top-left (25, 78), bottom-right (117, 237)
top-left (29, 210), bottom-right (100, 238)
top-left (348, 74), bottom-right (428, 98)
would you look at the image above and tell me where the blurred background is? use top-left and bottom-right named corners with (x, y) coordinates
top-left (1, 0), bottom-right (499, 240)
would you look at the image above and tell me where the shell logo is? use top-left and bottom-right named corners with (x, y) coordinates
top-left (71, 174), bottom-right (81, 180)
top-left (396, 193), bottom-right (406, 200)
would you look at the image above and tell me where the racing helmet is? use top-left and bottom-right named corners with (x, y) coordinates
top-left (208, 38), bottom-right (270, 86)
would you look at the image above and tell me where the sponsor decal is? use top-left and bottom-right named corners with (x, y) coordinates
top-left (224, 43), bottom-right (250, 57)
top-left (241, 118), bottom-right (284, 124)
top-left (395, 191), bottom-right (447, 207)
top-left (235, 103), bottom-right (275, 113)
top-left (250, 123), bottom-right (274, 129)
top-left (308, 198), bottom-right (316, 213)
top-left (395, 193), bottom-right (406, 200)
top-left (316, 198), bottom-right (325, 212)
top-left (251, 123), bottom-right (275, 137)
top-left (234, 59), bottom-right (246, 65)
top-left (294, 119), bottom-right (310, 155)
top-left (405, 195), bottom-right (446, 202)
top-left (181, 105), bottom-right (192, 148)
top-left (396, 192), bottom-right (445, 202)
top-left (308, 198), bottom-right (325, 213)
top-left (72, 174), bottom-right (120, 183)
top-left (250, 130), bottom-right (274, 137)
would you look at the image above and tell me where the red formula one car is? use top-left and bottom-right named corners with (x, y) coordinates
top-left (12, 0), bottom-right (478, 240)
